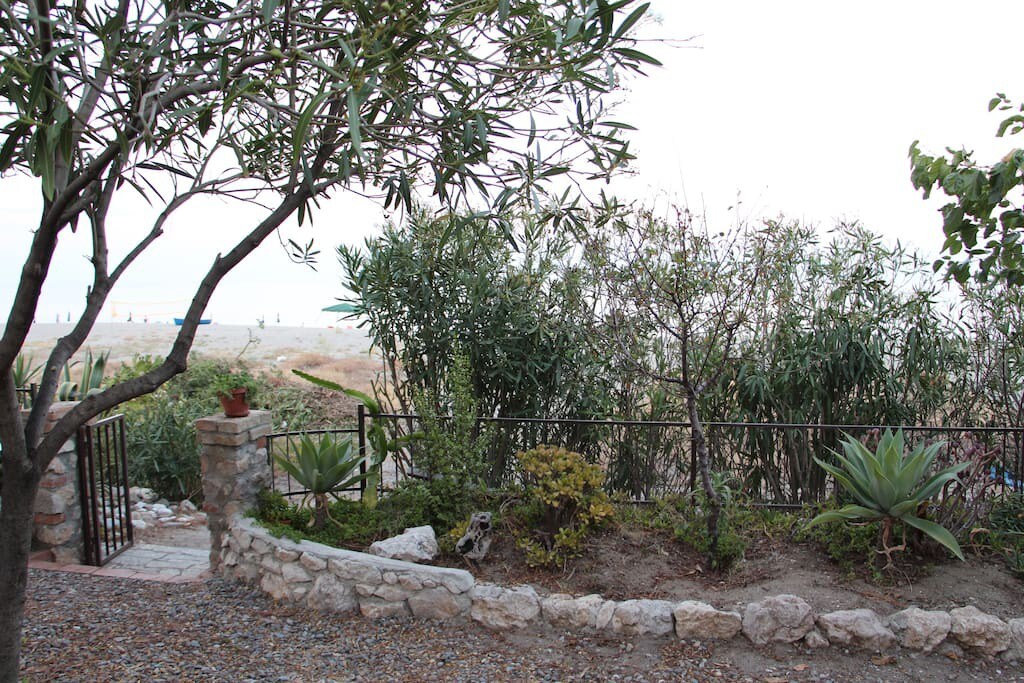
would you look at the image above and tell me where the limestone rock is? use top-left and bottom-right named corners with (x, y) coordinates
top-left (35, 521), bottom-right (75, 546)
top-left (542, 593), bottom-right (608, 630)
top-left (408, 587), bottom-right (471, 620)
top-left (949, 606), bottom-right (1010, 656)
top-left (742, 594), bottom-right (815, 645)
top-left (328, 557), bottom-right (383, 585)
top-left (129, 486), bottom-right (159, 503)
top-left (608, 599), bottom-right (675, 637)
top-left (34, 489), bottom-right (67, 516)
top-left (369, 526), bottom-right (439, 563)
top-left (804, 628), bottom-right (829, 649)
top-left (888, 607), bottom-right (950, 652)
top-left (359, 597), bottom-right (410, 619)
top-left (306, 574), bottom-right (357, 614)
top-left (673, 601), bottom-right (742, 640)
top-left (372, 583), bottom-right (412, 602)
top-left (817, 609), bottom-right (896, 651)
top-left (299, 552), bottom-right (327, 572)
top-left (281, 561), bottom-right (312, 584)
top-left (1003, 618), bottom-right (1024, 663)
top-left (456, 511), bottom-right (494, 561)
top-left (260, 572), bottom-right (290, 601)
top-left (470, 584), bottom-right (540, 630)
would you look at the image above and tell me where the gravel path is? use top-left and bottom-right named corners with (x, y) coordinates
top-left (21, 570), bottom-right (1022, 682)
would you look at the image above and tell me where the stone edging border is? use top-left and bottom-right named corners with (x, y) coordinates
top-left (221, 516), bottom-right (1024, 662)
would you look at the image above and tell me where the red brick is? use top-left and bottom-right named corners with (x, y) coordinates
top-left (34, 512), bottom-right (66, 525)
top-left (39, 474), bottom-right (68, 489)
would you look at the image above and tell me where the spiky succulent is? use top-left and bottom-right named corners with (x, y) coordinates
top-left (273, 433), bottom-right (365, 529)
top-left (808, 429), bottom-right (968, 561)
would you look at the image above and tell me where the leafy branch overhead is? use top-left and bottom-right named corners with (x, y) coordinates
top-left (0, 1), bottom-right (655, 677)
top-left (0, 0), bottom-right (657, 228)
top-left (910, 93), bottom-right (1024, 286)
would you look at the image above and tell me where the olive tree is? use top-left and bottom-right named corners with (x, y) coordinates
top-left (589, 206), bottom-right (770, 563)
top-left (0, 0), bottom-right (655, 677)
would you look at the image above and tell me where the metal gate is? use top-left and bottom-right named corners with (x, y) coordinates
top-left (78, 414), bottom-right (133, 565)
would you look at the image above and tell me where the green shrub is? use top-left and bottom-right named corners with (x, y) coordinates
top-left (512, 445), bottom-right (613, 567)
top-left (272, 433), bottom-right (366, 529)
top-left (988, 492), bottom-right (1024, 580)
top-left (209, 368), bottom-right (260, 401)
top-left (990, 492), bottom-right (1024, 534)
top-left (124, 396), bottom-right (208, 501)
top-left (654, 490), bottom-right (748, 572)
top-left (256, 489), bottom-right (382, 549)
top-left (374, 478), bottom-right (485, 539)
top-left (410, 353), bottom-right (491, 488)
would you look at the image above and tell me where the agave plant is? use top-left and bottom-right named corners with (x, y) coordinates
top-left (273, 433), bottom-right (366, 529)
top-left (57, 349), bottom-right (108, 401)
top-left (807, 429), bottom-right (969, 567)
top-left (292, 369), bottom-right (419, 508)
top-left (13, 353), bottom-right (42, 388)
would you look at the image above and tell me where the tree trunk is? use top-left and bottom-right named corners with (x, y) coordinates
top-left (686, 391), bottom-right (721, 562)
top-left (0, 443), bottom-right (40, 683)
top-left (313, 494), bottom-right (328, 530)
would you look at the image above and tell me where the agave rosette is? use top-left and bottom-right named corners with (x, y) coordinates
top-left (274, 433), bottom-right (366, 497)
top-left (808, 429), bottom-right (968, 560)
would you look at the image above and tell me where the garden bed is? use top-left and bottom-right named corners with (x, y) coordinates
top-left (435, 524), bottom-right (1024, 621)
top-left (256, 494), bottom-right (1024, 622)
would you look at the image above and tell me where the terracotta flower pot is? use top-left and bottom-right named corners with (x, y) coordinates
top-left (219, 388), bottom-right (250, 417)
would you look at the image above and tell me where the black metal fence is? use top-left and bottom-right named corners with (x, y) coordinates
top-left (371, 412), bottom-right (1024, 505)
top-left (15, 383), bottom-right (37, 409)
top-left (78, 414), bottom-right (133, 566)
top-left (268, 406), bottom-right (1024, 506)
top-left (266, 409), bottom-right (366, 499)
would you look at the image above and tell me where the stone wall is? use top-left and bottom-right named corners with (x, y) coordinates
top-left (195, 410), bottom-right (272, 570)
top-left (216, 514), bottom-right (1024, 662)
top-left (222, 516), bottom-right (474, 620)
top-left (32, 402), bottom-right (84, 563)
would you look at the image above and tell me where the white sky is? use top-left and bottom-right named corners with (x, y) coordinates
top-left (2, 0), bottom-right (1022, 327)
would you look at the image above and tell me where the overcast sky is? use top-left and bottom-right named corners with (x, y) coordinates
top-left (2, 0), bottom-right (1022, 327)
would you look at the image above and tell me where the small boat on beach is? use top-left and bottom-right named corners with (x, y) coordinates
top-left (174, 318), bottom-right (212, 325)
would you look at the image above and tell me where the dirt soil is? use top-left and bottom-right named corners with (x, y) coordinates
top-left (437, 524), bottom-right (1024, 620)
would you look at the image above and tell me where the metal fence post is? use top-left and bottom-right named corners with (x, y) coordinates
top-left (357, 403), bottom-right (367, 495)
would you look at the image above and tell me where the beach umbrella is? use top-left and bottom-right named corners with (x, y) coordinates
top-left (321, 303), bottom-right (358, 313)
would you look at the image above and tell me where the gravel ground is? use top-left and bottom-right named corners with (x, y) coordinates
top-left (21, 570), bottom-right (1024, 682)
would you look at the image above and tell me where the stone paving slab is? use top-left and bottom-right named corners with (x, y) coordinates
top-left (29, 543), bottom-right (210, 583)
top-left (107, 543), bottom-right (210, 577)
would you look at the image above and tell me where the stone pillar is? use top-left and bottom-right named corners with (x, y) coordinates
top-left (32, 402), bottom-right (85, 564)
top-left (196, 410), bottom-right (272, 570)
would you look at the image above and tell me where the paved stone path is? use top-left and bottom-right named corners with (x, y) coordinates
top-left (106, 543), bottom-right (210, 578)
top-left (30, 542), bottom-right (211, 583)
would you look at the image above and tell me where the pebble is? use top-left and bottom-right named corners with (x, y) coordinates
top-left (19, 571), bottom-right (1024, 682)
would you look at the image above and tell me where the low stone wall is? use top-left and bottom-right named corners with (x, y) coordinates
top-left (221, 516), bottom-right (474, 620)
top-left (218, 515), bottom-right (1024, 663)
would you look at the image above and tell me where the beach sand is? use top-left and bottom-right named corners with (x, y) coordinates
top-left (14, 323), bottom-right (379, 390)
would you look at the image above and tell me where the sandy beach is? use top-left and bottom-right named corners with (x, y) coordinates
top-left (16, 321), bottom-right (374, 370)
